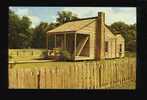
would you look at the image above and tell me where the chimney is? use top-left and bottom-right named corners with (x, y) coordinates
top-left (95, 12), bottom-right (105, 60)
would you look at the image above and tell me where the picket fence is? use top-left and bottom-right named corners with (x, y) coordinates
top-left (8, 58), bottom-right (136, 89)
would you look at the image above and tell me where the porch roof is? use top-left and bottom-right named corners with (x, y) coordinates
top-left (47, 18), bottom-right (96, 34)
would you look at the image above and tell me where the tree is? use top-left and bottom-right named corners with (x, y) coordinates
top-left (9, 10), bottom-right (21, 48)
top-left (31, 22), bottom-right (51, 48)
top-left (9, 10), bottom-right (33, 48)
top-left (56, 11), bottom-right (78, 24)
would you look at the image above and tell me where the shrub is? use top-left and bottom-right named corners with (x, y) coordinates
top-left (40, 50), bottom-right (48, 59)
top-left (126, 40), bottom-right (136, 52)
top-left (59, 49), bottom-right (71, 61)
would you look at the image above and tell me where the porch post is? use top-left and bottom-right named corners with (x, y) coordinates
top-left (74, 33), bottom-right (77, 60)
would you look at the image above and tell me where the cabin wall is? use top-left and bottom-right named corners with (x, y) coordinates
top-left (116, 36), bottom-right (125, 58)
top-left (104, 26), bottom-right (116, 59)
top-left (89, 33), bottom-right (95, 59)
top-left (104, 38), bottom-right (116, 59)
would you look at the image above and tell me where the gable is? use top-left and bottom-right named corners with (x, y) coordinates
top-left (104, 25), bottom-right (115, 40)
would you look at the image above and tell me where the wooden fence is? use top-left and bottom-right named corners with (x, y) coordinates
top-left (8, 58), bottom-right (136, 89)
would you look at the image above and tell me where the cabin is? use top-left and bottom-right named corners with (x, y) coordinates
top-left (46, 12), bottom-right (125, 60)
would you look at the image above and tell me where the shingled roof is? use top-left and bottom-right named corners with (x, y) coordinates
top-left (47, 17), bottom-right (97, 34)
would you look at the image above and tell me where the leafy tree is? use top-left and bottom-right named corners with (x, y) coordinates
top-left (56, 11), bottom-right (78, 24)
top-left (31, 22), bottom-right (51, 48)
top-left (9, 10), bottom-right (33, 48)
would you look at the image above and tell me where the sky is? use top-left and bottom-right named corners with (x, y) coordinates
top-left (9, 7), bottom-right (136, 28)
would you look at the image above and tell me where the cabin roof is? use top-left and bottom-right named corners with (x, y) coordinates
top-left (47, 17), bottom-right (124, 40)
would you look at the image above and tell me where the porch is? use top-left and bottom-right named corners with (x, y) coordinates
top-left (46, 32), bottom-right (90, 60)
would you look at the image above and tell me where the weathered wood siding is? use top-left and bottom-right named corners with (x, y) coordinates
top-left (9, 58), bottom-right (136, 89)
top-left (116, 35), bottom-right (125, 58)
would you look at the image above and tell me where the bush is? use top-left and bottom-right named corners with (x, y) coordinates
top-left (126, 40), bottom-right (136, 52)
top-left (40, 50), bottom-right (48, 59)
top-left (59, 49), bottom-right (71, 61)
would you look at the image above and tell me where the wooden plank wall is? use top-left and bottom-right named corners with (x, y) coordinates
top-left (8, 58), bottom-right (136, 89)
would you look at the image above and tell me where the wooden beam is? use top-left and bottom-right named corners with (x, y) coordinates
top-left (74, 33), bottom-right (77, 58)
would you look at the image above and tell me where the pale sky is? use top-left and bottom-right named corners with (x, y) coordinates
top-left (9, 7), bottom-right (136, 28)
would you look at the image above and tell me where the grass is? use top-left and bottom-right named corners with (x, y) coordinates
top-left (107, 80), bottom-right (136, 89)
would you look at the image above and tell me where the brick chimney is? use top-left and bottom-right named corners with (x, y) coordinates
top-left (95, 12), bottom-right (105, 60)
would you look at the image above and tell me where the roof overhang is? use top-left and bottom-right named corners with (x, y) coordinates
top-left (47, 31), bottom-right (76, 35)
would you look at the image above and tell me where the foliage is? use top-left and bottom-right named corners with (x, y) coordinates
top-left (56, 11), bottom-right (78, 24)
top-left (126, 40), bottom-right (136, 52)
top-left (31, 22), bottom-right (51, 48)
top-left (9, 10), bottom-right (33, 49)
top-left (59, 49), bottom-right (71, 60)
top-left (40, 50), bottom-right (48, 59)
top-left (9, 10), bottom-right (79, 49)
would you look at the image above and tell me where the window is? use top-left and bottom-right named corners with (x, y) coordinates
top-left (105, 41), bottom-right (108, 52)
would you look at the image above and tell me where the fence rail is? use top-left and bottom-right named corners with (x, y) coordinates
top-left (8, 58), bottom-right (136, 89)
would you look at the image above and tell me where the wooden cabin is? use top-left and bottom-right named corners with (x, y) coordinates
top-left (46, 12), bottom-right (125, 60)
